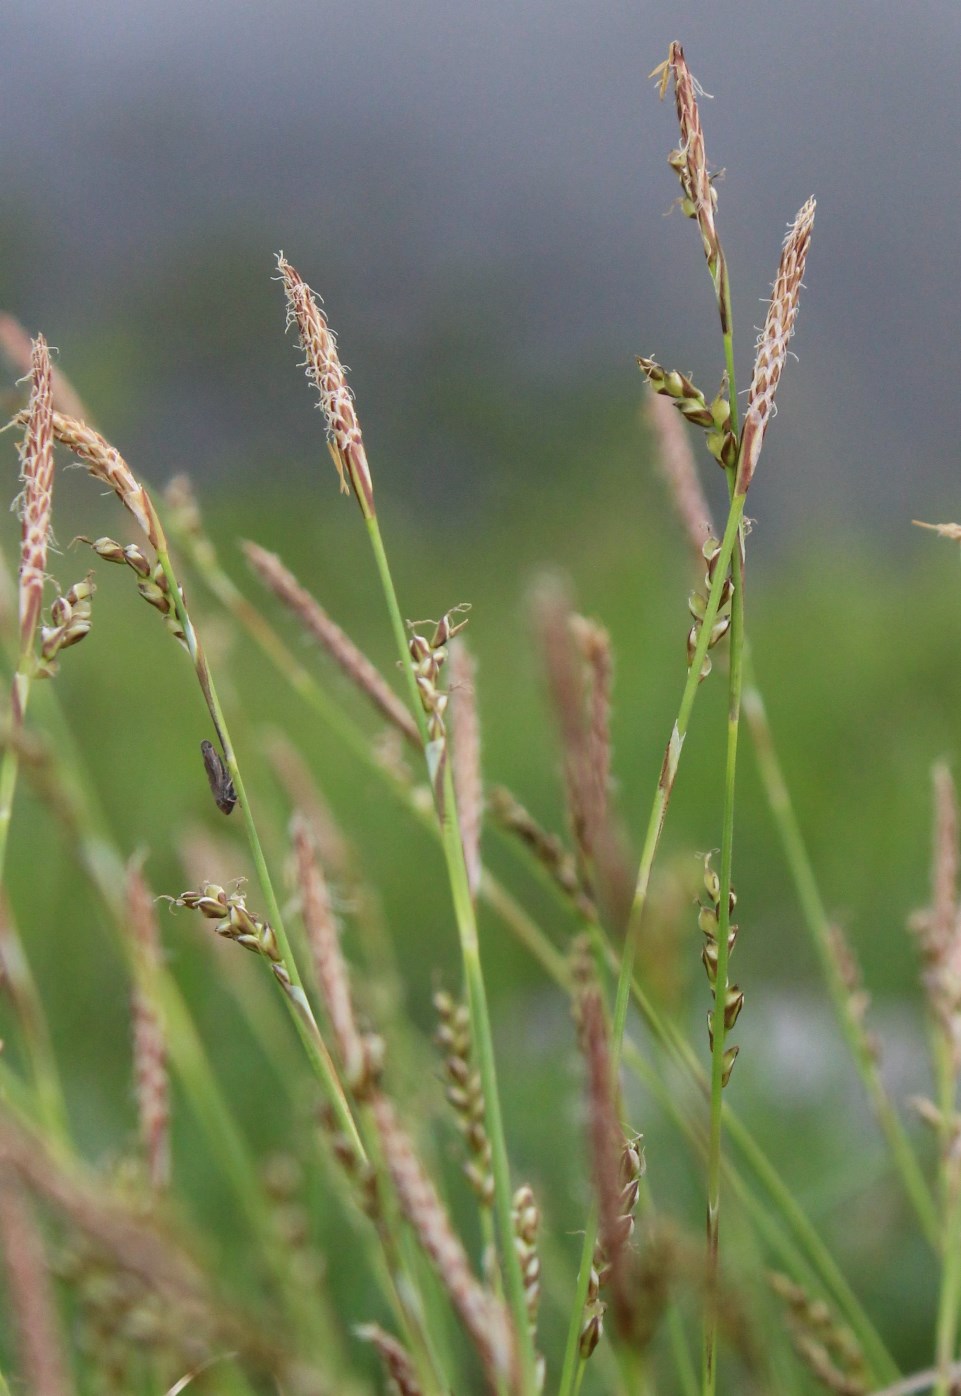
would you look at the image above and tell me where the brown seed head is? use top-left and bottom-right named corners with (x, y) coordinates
top-left (16, 336), bottom-right (55, 657)
top-left (292, 814), bottom-right (374, 1095)
top-left (356, 1324), bottom-right (423, 1396)
top-left (0, 314), bottom-right (89, 421)
top-left (914, 519), bottom-right (961, 543)
top-left (655, 43), bottom-right (720, 275)
top-left (646, 393), bottom-right (716, 562)
top-left (370, 1093), bottom-right (516, 1390)
top-left (276, 254), bottom-right (374, 517)
top-left (737, 198), bottom-right (816, 495)
top-left (243, 540), bottom-right (419, 747)
top-left (126, 861), bottom-right (170, 1191)
top-left (45, 412), bottom-right (164, 550)
top-left (534, 578), bottom-right (597, 867)
top-left (580, 989), bottom-right (628, 1283)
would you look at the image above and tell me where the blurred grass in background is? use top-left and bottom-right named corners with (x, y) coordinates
top-left (0, 332), bottom-right (955, 1390)
top-left (1, 354), bottom-right (958, 1382)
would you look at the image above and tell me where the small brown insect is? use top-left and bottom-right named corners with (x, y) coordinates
top-left (201, 739), bottom-right (237, 815)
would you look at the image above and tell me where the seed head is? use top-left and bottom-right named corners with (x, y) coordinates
top-left (276, 254), bottom-right (375, 518)
top-left (16, 336), bottom-right (54, 657)
top-left (737, 198), bottom-right (816, 495)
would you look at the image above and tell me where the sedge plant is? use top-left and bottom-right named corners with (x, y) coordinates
top-left (2, 40), bottom-right (961, 1396)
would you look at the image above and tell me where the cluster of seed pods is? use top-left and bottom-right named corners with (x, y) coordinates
top-left (686, 537), bottom-right (732, 682)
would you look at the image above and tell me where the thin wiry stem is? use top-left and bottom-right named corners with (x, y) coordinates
top-left (275, 248), bottom-right (538, 1386)
top-left (557, 489), bottom-right (746, 1396)
top-left (651, 375), bottom-right (937, 1250)
top-left (169, 468), bottom-right (899, 1383)
top-left (364, 513), bottom-right (538, 1392)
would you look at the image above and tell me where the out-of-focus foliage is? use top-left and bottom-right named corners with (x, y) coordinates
top-left (1, 371), bottom-right (957, 1385)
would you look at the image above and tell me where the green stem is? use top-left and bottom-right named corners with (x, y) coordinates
top-left (559, 492), bottom-right (746, 1396)
top-left (621, 1034), bottom-right (900, 1385)
top-left (156, 545), bottom-right (362, 1157)
top-left (175, 493), bottom-right (902, 1383)
top-left (613, 494), bottom-right (745, 1052)
top-left (363, 513), bottom-right (539, 1393)
top-left (702, 531), bottom-right (745, 1396)
top-left (741, 666), bottom-right (939, 1248)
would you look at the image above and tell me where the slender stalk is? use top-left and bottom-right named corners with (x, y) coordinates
top-left (702, 543), bottom-right (744, 1396)
top-left (741, 667), bottom-right (939, 1247)
top-left (363, 512), bottom-right (539, 1392)
top-left (559, 491), bottom-right (746, 1396)
top-left (613, 494), bottom-right (744, 1050)
top-left (26, 677), bottom-right (436, 1385)
top-left (701, 272), bottom-right (744, 1393)
top-left (155, 544), bottom-right (363, 1155)
top-left (171, 481), bottom-right (900, 1379)
top-left (155, 546), bottom-right (457, 1391)
top-left (668, 1302), bottom-right (700, 1396)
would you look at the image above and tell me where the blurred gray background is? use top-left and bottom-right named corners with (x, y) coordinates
top-left (4, 0), bottom-right (960, 544)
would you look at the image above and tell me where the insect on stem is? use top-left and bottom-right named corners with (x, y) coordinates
top-left (200, 739), bottom-right (237, 816)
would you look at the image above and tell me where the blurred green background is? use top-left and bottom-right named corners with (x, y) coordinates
top-left (1, 375), bottom-right (959, 1386)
